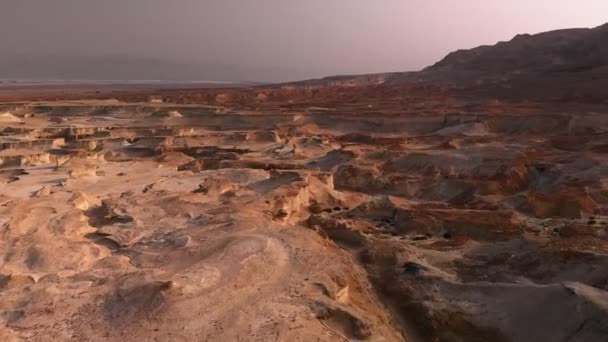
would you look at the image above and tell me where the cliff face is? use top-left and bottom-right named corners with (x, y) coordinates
top-left (425, 23), bottom-right (608, 77)
top-left (267, 23), bottom-right (608, 102)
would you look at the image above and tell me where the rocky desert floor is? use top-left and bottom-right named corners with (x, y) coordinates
top-left (1, 86), bottom-right (608, 341)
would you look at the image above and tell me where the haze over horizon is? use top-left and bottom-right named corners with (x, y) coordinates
top-left (1, 0), bottom-right (607, 82)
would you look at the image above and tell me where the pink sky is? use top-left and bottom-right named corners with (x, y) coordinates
top-left (2, 1), bottom-right (607, 79)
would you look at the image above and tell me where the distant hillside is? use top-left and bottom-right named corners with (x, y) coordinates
top-left (425, 23), bottom-right (608, 78)
top-left (280, 23), bottom-right (608, 91)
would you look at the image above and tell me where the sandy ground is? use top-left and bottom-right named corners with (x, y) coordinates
top-left (1, 90), bottom-right (608, 341)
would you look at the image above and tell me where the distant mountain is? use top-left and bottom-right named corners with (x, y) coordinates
top-left (278, 23), bottom-right (608, 90)
top-left (424, 23), bottom-right (608, 79)
top-left (278, 23), bottom-right (608, 103)
top-left (0, 55), bottom-right (307, 83)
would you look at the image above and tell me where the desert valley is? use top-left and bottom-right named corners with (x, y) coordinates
top-left (1, 23), bottom-right (608, 342)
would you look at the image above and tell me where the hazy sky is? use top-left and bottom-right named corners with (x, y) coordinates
top-left (1, 0), bottom-right (607, 80)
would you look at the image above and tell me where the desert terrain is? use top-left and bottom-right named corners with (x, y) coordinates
top-left (1, 24), bottom-right (608, 342)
